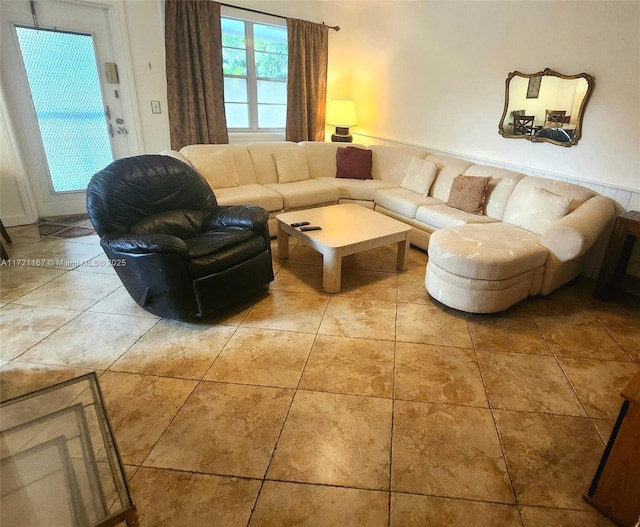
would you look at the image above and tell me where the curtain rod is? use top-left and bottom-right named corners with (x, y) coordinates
top-left (219, 2), bottom-right (340, 31)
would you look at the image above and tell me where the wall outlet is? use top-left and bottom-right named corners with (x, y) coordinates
top-left (151, 101), bottom-right (161, 114)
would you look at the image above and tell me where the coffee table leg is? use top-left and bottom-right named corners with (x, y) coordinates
top-left (396, 236), bottom-right (409, 270)
top-left (323, 250), bottom-right (342, 293)
top-left (277, 223), bottom-right (290, 259)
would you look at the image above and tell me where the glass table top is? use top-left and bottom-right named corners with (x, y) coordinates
top-left (0, 372), bottom-right (137, 527)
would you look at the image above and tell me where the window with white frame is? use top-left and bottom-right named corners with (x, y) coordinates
top-left (221, 15), bottom-right (287, 132)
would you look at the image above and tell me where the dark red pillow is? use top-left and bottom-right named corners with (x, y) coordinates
top-left (336, 147), bottom-right (373, 180)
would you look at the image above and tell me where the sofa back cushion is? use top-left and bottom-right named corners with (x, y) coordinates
top-left (369, 145), bottom-right (429, 183)
top-left (299, 141), bottom-right (366, 178)
top-left (463, 165), bottom-right (526, 220)
top-left (401, 158), bottom-right (438, 195)
top-left (180, 145), bottom-right (257, 186)
top-left (188, 149), bottom-right (241, 189)
top-left (426, 155), bottom-right (474, 202)
top-left (246, 142), bottom-right (299, 185)
top-left (503, 176), bottom-right (596, 235)
top-left (160, 150), bottom-right (193, 167)
top-left (274, 148), bottom-right (309, 183)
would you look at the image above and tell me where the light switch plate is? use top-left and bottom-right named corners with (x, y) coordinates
top-left (151, 101), bottom-right (161, 114)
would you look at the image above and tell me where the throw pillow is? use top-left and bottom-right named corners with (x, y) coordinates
top-left (190, 149), bottom-right (240, 189)
top-left (446, 175), bottom-right (491, 215)
top-left (336, 147), bottom-right (373, 180)
top-left (273, 149), bottom-right (309, 183)
top-left (510, 187), bottom-right (573, 235)
top-left (400, 158), bottom-right (438, 195)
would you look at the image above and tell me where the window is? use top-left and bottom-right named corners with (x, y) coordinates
top-left (221, 16), bottom-right (287, 132)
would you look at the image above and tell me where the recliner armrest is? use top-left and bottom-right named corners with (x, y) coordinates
top-left (101, 233), bottom-right (189, 255)
top-left (204, 205), bottom-right (269, 232)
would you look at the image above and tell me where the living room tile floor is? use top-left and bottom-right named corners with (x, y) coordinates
top-left (1, 224), bottom-right (639, 526)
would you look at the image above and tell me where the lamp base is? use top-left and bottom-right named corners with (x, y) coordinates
top-left (331, 126), bottom-right (353, 143)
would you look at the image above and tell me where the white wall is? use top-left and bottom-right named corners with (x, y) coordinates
top-left (122, 0), bottom-right (170, 153)
top-left (346, 0), bottom-right (640, 193)
top-left (2, 0), bottom-right (638, 226)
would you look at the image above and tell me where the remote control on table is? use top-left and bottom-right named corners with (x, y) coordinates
top-left (299, 225), bottom-right (322, 231)
top-left (290, 221), bottom-right (310, 228)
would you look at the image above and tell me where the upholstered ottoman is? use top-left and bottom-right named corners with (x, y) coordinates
top-left (425, 223), bottom-right (548, 313)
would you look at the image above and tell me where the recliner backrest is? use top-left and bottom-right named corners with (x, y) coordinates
top-left (87, 155), bottom-right (218, 236)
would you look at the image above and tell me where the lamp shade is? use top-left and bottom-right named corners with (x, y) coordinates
top-left (326, 98), bottom-right (358, 127)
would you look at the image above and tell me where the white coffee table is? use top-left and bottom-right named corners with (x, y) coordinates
top-left (276, 203), bottom-right (412, 293)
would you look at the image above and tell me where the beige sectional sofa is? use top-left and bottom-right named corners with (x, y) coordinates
top-left (160, 141), bottom-right (616, 313)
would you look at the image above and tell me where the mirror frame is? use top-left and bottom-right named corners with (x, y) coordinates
top-left (498, 68), bottom-right (595, 147)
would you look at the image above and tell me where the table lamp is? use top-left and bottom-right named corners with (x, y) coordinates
top-left (326, 98), bottom-right (358, 142)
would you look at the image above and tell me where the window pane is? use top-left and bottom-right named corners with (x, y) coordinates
top-left (15, 27), bottom-right (113, 193)
top-left (255, 51), bottom-right (287, 80)
top-left (257, 80), bottom-right (286, 104)
top-left (224, 77), bottom-right (248, 103)
top-left (222, 48), bottom-right (247, 76)
top-left (225, 103), bottom-right (249, 128)
top-left (221, 18), bottom-right (245, 48)
top-left (258, 104), bottom-right (286, 128)
top-left (254, 24), bottom-right (287, 52)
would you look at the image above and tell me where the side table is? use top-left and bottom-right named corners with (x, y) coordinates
top-left (584, 368), bottom-right (640, 526)
top-left (594, 211), bottom-right (640, 300)
top-left (0, 372), bottom-right (138, 527)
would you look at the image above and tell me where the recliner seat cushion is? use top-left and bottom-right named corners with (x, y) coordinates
top-left (185, 228), bottom-right (258, 258)
top-left (187, 234), bottom-right (268, 277)
top-left (131, 210), bottom-right (203, 238)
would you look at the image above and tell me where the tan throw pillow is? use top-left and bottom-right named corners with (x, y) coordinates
top-left (189, 149), bottom-right (240, 189)
top-left (274, 149), bottom-right (309, 183)
top-left (401, 158), bottom-right (438, 195)
top-left (446, 175), bottom-right (491, 215)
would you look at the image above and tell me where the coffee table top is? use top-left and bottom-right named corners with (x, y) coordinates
top-left (276, 204), bottom-right (411, 249)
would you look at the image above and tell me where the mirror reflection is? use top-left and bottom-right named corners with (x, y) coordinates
top-left (499, 68), bottom-right (594, 147)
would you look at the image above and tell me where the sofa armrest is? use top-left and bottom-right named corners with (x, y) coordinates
top-left (204, 205), bottom-right (269, 232)
top-left (101, 233), bottom-right (189, 255)
top-left (540, 196), bottom-right (615, 262)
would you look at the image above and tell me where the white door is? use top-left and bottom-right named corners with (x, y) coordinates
top-left (1, 0), bottom-right (137, 217)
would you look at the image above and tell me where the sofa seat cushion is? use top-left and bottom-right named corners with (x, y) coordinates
top-left (374, 188), bottom-right (442, 219)
top-left (265, 179), bottom-right (339, 209)
top-left (187, 228), bottom-right (267, 277)
top-left (415, 204), bottom-right (498, 229)
top-left (214, 184), bottom-right (283, 212)
top-left (428, 223), bottom-right (548, 281)
top-left (316, 177), bottom-right (397, 202)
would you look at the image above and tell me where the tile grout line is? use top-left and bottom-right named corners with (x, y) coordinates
top-left (245, 282), bottom-right (332, 526)
top-left (465, 311), bottom-right (524, 524)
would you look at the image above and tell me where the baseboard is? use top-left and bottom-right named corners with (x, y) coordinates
top-left (2, 212), bottom-right (37, 228)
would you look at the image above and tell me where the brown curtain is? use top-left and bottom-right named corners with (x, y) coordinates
top-left (165, 0), bottom-right (228, 149)
top-left (285, 18), bottom-right (329, 143)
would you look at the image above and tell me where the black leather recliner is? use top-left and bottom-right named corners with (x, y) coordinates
top-left (86, 155), bottom-right (274, 319)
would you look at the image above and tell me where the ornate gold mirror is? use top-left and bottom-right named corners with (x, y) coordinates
top-left (498, 68), bottom-right (594, 147)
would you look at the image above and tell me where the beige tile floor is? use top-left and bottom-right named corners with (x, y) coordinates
top-left (1, 224), bottom-right (638, 526)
